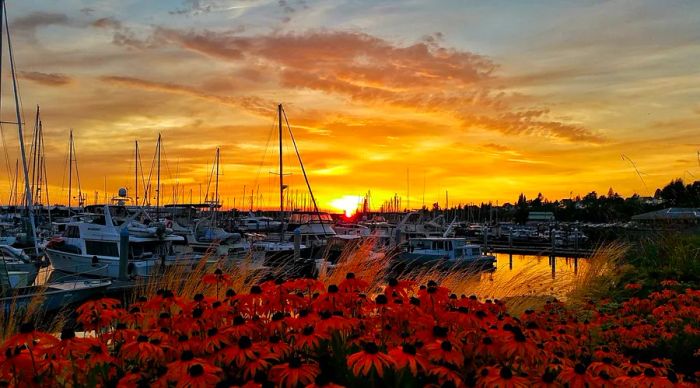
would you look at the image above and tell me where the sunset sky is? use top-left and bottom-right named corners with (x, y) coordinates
top-left (1, 0), bottom-right (699, 211)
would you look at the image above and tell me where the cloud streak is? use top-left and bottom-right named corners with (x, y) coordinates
top-left (18, 71), bottom-right (73, 86)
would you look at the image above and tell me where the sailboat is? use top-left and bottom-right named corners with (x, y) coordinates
top-left (252, 104), bottom-right (332, 269)
top-left (0, 0), bottom-right (111, 308)
top-left (169, 148), bottom-right (251, 259)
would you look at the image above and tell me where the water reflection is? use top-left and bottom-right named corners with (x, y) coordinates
top-left (34, 253), bottom-right (587, 302)
top-left (451, 253), bottom-right (587, 301)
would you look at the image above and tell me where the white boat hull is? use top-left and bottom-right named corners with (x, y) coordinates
top-left (46, 248), bottom-right (158, 278)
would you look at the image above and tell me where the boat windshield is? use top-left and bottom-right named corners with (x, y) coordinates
top-left (289, 213), bottom-right (333, 224)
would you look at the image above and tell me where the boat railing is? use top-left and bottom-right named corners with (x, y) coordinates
top-left (49, 264), bottom-right (111, 285)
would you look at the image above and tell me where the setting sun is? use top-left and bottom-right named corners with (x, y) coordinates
top-left (330, 195), bottom-right (362, 217)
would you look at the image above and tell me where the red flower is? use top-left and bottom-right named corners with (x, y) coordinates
top-left (270, 358), bottom-right (320, 388)
top-left (426, 340), bottom-right (464, 366)
top-left (216, 336), bottom-right (257, 368)
top-left (346, 342), bottom-right (393, 378)
top-left (388, 344), bottom-right (428, 376)
top-left (176, 363), bottom-right (222, 387)
top-left (480, 366), bottom-right (529, 388)
top-left (293, 325), bottom-right (327, 351)
top-left (120, 335), bottom-right (165, 363)
top-left (558, 363), bottom-right (600, 388)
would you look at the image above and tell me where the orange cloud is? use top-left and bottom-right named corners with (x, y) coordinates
top-left (19, 71), bottom-right (72, 86)
top-left (147, 28), bottom-right (602, 143)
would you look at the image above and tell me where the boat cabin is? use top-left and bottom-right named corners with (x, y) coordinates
top-left (406, 237), bottom-right (485, 261)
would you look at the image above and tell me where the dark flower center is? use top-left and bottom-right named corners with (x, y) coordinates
top-left (214, 268), bottom-right (223, 275)
top-left (207, 328), bottom-right (218, 337)
top-left (542, 370), bottom-right (555, 383)
top-left (644, 368), bottom-right (655, 377)
top-left (303, 326), bottom-right (315, 335)
top-left (238, 336), bottom-right (252, 349)
top-left (482, 337), bottom-right (493, 345)
top-left (272, 312), bottom-right (285, 321)
top-left (433, 326), bottom-right (448, 338)
top-left (181, 350), bottom-right (194, 361)
top-left (375, 294), bottom-right (388, 305)
top-left (194, 293), bottom-right (204, 302)
top-left (500, 367), bottom-right (513, 379)
top-left (328, 284), bottom-right (338, 293)
top-left (137, 335), bottom-right (149, 343)
top-left (388, 278), bottom-right (398, 287)
top-left (441, 341), bottom-right (453, 352)
top-left (346, 272), bottom-right (355, 279)
top-left (250, 285), bottom-right (262, 294)
top-left (289, 357), bottom-right (302, 368)
top-left (189, 364), bottom-right (204, 377)
top-left (574, 363), bottom-right (586, 374)
top-left (363, 342), bottom-right (379, 354)
top-left (402, 344), bottom-right (416, 355)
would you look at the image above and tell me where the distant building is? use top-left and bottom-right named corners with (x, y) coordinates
top-left (528, 211), bottom-right (555, 223)
top-left (638, 196), bottom-right (665, 206)
top-left (631, 208), bottom-right (700, 225)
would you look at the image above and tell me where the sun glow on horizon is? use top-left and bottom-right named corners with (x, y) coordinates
top-left (330, 195), bottom-right (362, 217)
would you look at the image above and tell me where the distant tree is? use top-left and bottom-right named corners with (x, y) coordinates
top-left (514, 193), bottom-right (529, 224)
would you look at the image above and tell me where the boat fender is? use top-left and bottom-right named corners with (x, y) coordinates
top-left (127, 262), bottom-right (135, 275)
top-left (91, 255), bottom-right (99, 265)
top-left (165, 219), bottom-right (173, 229)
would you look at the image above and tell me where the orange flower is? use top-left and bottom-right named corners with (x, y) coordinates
top-left (346, 342), bottom-right (393, 378)
top-left (293, 326), bottom-right (327, 351)
top-left (120, 335), bottom-right (165, 363)
top-left (216, 336), bottom-right (257, 368)
top-left (176, 363), bottom-right (222, 388)
top-left (426, 340), bottom-right (464, 366)
top-left (388, 344), bottom-right (428, 376)
top-left (481, 366), bottom-right (529, 388)
top-left (270, 358), bottom-right (320, 388)
top-left (558, 363), bottom-right (600, 388)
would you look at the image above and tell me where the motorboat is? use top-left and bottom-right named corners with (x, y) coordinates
top-left (398, 237), bottom-right (496, 268)
top-left (45, 206), bottom-right (191, 278)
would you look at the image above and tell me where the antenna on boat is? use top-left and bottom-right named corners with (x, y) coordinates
top-left (621, 154), bottom-right (647, 189)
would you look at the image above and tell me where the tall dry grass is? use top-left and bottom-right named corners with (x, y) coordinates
top-left (1, 278), bottom-right (66, 341)
top-left (129, 248), bottom-right (268, 303)
top-left (566, 241), bottom-right (629, 306)
top-left (315, 239), bottom-right (630, 315)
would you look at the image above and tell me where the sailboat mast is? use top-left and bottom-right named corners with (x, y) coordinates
top-left (68, 129), bottom-right (73, 214)
top-left (135, 140), bottom-right (138, 206)
top-left (214, 147), bottom-right (219, 223)
top-left (156, 133), bottom-right (161, 220)
top-left (278, 104), bottom-right (285, 242)
top-left (4, 0), bottom-right (39, 256)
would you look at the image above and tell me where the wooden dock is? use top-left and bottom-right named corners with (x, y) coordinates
top-left (485, 244), bottom-right (593, 258)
